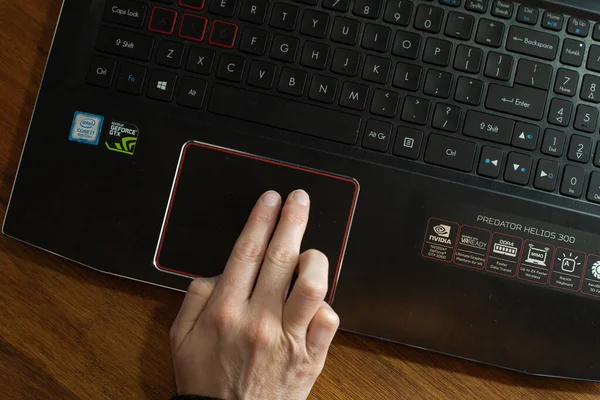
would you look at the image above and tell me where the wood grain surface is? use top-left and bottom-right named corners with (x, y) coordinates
top-left (1, 1), bottom-right (600, 399)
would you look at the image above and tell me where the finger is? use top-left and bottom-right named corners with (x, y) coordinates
top-left (283, 250), bottom-right (329, 336)
top-left (252, 190), bottom-right (310, 305)
top-left (211, 191), bottom-right (281, 305)
top-left (171, 276), bottom-right (219, 346)
top-left (306, 302), bottom-right (340, 361)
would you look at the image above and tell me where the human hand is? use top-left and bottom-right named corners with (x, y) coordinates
top-left (170, 190), bottom-right (340, 400)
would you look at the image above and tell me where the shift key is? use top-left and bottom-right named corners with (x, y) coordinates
top-left (96, 26), bottom-right (154, 61)
top-left (486, 84), bottom-right (547, 120)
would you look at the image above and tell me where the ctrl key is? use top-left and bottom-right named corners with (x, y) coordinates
top-left (87, 56), bottom-right (116, 88)
top-left (424, 133), bottom-right (477, 172)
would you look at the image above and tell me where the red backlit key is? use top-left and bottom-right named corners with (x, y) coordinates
top-left (148, 7), bottom-right (178, 35)
top-left (179, 14), bottom-right (208, 42)
top-left (208, 20), bottom-right (239, 49)
top-left (179, 0), bottom-right (205, 11)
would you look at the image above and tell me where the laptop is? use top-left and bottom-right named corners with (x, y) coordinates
top-left (4, 0), bottom-right (600, 381)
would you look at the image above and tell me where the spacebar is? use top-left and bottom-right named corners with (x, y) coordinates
top-left (208, 85), bottom-right (361, 145)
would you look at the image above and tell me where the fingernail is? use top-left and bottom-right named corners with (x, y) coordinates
top-left (262, 191), bottom-right (280, 207)
top-left (291, 190), bottom-right (309, 206)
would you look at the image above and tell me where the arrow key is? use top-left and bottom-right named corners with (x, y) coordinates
top-left (504, 152), bottom-right (533, 185)
top-left (534, 159), bottom-right (559, 191)
top-left (478, 146), bottom-right (503, 178)
top-left (511, 122), bottom-right (539, 150)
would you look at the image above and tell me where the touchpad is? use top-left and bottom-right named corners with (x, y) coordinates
top-left (155, 141), bottom-right (359, 301)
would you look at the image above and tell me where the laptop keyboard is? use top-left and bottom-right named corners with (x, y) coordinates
top-left (90, 0), bottom-right (600, 204)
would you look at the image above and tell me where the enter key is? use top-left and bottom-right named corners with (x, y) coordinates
top-left (485, 84), bottom-right (548, 120)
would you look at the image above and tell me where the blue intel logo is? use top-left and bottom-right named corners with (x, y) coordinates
top-left (80, 118), bottom-right (97, 129)
top-left (69, 111), bottom-right (104, 146)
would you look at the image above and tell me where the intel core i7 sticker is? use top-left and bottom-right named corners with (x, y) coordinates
top-left (69, 111), bottom-right (104, 145)
top-left (106, 120), bottom-right (139, 155)
top-left (422, 218), bottom-right (459, 262)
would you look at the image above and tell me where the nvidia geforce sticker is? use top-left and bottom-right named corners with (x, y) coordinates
top-left (106, 120), bottom-right (139, 156)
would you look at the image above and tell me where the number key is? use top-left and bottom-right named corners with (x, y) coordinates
top-left (353, 0), bottom-right (382, 19)
top-left (581, 74), bottom-right (600, 103)
top-left (567, 135), bottom-right (592, 163)
top-left (541, 129), bottom-right (566, 157)
top-left (555, 68), bottom-right (579, 97)
top-left (547, 98), bottom-right (572, 127)
top-left (383, 0), bottom-right (413, 26)
top-left (414, 5), bottom-right (444, 33)
top-left (574, 104), bottom-right (599, 133)
top-left (560, 165), bottom-right (585, 198)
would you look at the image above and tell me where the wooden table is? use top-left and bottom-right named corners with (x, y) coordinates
top-left (1, 1), bottom-right (600, 399)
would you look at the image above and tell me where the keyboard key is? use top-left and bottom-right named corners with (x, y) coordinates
top-left (208, 20), bottom-right (239, 48)
top-left (216, 54), bottom-right (246, 82)
top-left (179, 14), bottom-right (208, 42)
top-left (454, 77), bottom-right (483, 105)
top-left (278, 67), bottom-right (307, 96)
top-left (209, 84), bottom-right (361, 144)
top-left (439, 0), bottom-right (461, 6)
top-left (554, 68), bottom-right (579, 97)
top-left (104, 0), bottom-right (147, 28)
top-left (423, 70), bottom-right (453, 98)
top-left (542, 11), bottom-right (563, 31)
top-left (87, 56), bottom-right (116, 88)
top-left (300, 10), bottom-right (330, 38)
top-left (383, 0), bottom-right (413, 26)
top-left (423, 38), bottom-right (452, 66)
top-left (506, 26), bottom-right (559, 60)
top-left (179, 0), bottom-right (206, 10)
top-left (587, 172), bottom-right (600, 203)
top-left (567, 135), bottom-right (592, 163)
top-left (485, 84), bottom-right (547, 120)
top-left (587, 45), bottom-right (600, 72)
top-left (239, 27), bottom-right (269, 55)
top-left (516, 5), bottom-right (538, 25)
top-left (331, 17), bottom-right (360, 45)
top-left (514, 59), bottom-right (552, 90)
top-left (147, 69), bottom-right (177, 101)
top-left (394, 127), bottom-right (423, 159)
top-left (504, 152), bottom-right (532, 185)
top-left (541, 129), bottom-right (566, 157)
top-left (432, 103), bottom-right (461, 132)
top-left (511, 122), bottom-right (539, 150)
top-left (295, 0), bottom-right (317, 4)
top-left (148, 7), bottom-right (178, 35)
top-left (453, 45), bottom-right (483, 73)
top-left (156, 40), bottom-right (185, 67)
top-left (308, 74), bottom-right (338, 103)
top-left (353, 0), bottom-right (382, 19)
top-left (371, 89), bottom-right (400, 118)
top-left (116, 62), bottom-right (147, 94)
top-left (300, 41), bottom-right (330, 70)
top-left (239, 0), bottom-right (269, 24)
top-left (491, 0), bottom-right (513, 19)
top-left (547, 98), bottom-right (572, 127)
top-left (177, 76), bottom-right (208, 109)
top-left (475, 19), bottom-right (504, 48)
top-left (331, 48), bottom-right (360, 77)
top-left (339, 82), bottom-right (369, 110)
top-left (362, 119), bottom-right (393, 152)
top-left (270, 3), bottom-right (299, 31)
top-left (445, 12), bottom-right (474, 40)
top-left (581, 75), bottom-right (600, 103)
top-left (362, 24), bottom-right (391, 52)
top-left (392, 62), bottom-right (422, 91)
top-left (322, 0), bottom-right (350, 12)
top-left (478, 146), bottom-right (503, 178)
top-left (362, 55), bottom-right (391, 84)
top-left (270, 35), bottom-right (299, 62)
top-left (595, 142), bottom-right (600, 167)
top-left (567, 17), bottom-right (590, 37)
top-left (463, 110), bottom-right (514, 144)
top-left (209, 0), bottom-right (237, 17)
top-left (534, 159), bottom-right (559, 191)
top-left (484, 52), bottom-right (513, 81)
top-left (574, 104), bottom-right (598, 133)
top-left (186, 47), bottom-right (215, 75)
top-left (561, 166), bottom-right (585, 198)
top-left (424, 134), bottom-right (476, 172)
top-left (465, 0), bottom-right (488, 13)
top-left (401, 96), bottom-right (430, 125)
top-left (561, 39), bottom-right (585, 67)
top-left (414, 5), bottom-right (444, 33)
top-left (392, 31), bottom-right (421, 60)
top-left (594, 23), bottom-right (600, 41)
top-left (247, 61), bottom-right (276, 88)
top-left (96, 26), bottom-right (155, 61)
